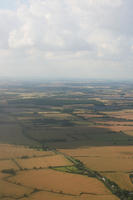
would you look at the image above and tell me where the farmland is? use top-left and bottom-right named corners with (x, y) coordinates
top-left (61, 146), bottom-right (133, 171)
top-left (1, 80), bottom-right (133, 199)
top-left (9, 169), bottom-right (111, 195)
top-left (21, 191), bottom-right (119, 200)
top-left (0, 144), bottom-right (118, 200)
top-left (101, 172), bottom-right (133, 191)
top-left (16, 154), bottom-right (72, 169)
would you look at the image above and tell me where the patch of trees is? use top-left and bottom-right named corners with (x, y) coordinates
top-left (21, 155), bottom-right (29, 159)
top-left (1, 168), bottom-right (16, 175)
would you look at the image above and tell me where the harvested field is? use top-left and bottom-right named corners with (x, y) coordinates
top-left (96, 121), bottom-right (133, 126)
top-left (60, 146), bottom-right (133, 157)
top-left (101, 172), bottom-right (133, 191)
top-left (77, 114), bottom-right (104, 118)
top-left (104, 125), bottom-right (133, 137)
top-left (60, 146), bottom-right (133, 172)
top-left (0, 180), bottom-right (32, 198)
top-left (80, 194), bottom-right (119, 200)
top-left (98, 125), bottom-right (133, 133)
top-left (124, 129), bottom-right (133, 136)
top-left (0, 198), bottom-right (15, 200)
top-left (21, 191), bottom-right (119, 200)
top-left (0, 160), bottom-right (19, 171)
top-left (39, 112), bottom-right (73, 120)
top-left (102, 110), bottom-right (133, 120)
top-left (0, 172), bottom-right (9, 179)
top-left (0, 144), bottom-right (54, 159)
top-left (1, 198), bottom-right (15, 200)
top-left (17, 155), bottom-right (72, 169)
top-left (71, 157), bottom-right (133, 172)
top-left (9, 169), bottom-right (111, 196)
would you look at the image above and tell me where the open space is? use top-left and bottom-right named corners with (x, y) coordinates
top-left (0, 80), bottom-right (133, 199)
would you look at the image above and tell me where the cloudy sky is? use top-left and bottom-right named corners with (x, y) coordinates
top-left (0, 0), bottom-right (133, 80)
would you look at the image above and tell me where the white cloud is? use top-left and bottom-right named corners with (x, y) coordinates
top-left (0, 0), bottom-right (132, 79)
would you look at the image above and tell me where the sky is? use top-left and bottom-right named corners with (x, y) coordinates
top-left (0, 0), bottom-right (133, 80)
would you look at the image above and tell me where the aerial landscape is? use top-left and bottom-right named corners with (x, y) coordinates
top-left (0, 80), bottom-right (133, 200)
top-left (0, 0), bottom-right (133, 199)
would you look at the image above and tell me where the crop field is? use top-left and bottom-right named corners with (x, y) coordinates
top-left (0, 179), bottom-right (33, 199)
top-left (60, 146), bottom-right (133, 157)
top-left (102, 110), bottom-right (133, 120)
top-left (16, 154), bottom-right (72, 169)
top-left (1, 199), bottom-right (15, 200)
top-left (77, 157), bottom-right (133, 172)
top-left (39, 112), bottom-right (74, 120)
top-left (60, 146), bottom-right (133, 197)
top-left (101, 172), bottom-right (133, 191)
top-left (0, 172), bottom-right (10, 179)
top-left (0, 160), bottom-right (19, 171)
top-left (0, 144), bottom-right (54, 159)
top-left (0, 143), bottom-right (118, 200)
top-left (8, 169), bottom-right (111, 195)
top-left (21, 191), bottom-right (119, 200)
top-left (60, 146), bottom-right (133, 172)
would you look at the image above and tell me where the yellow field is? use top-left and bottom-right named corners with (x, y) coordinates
top-left (0, 180), bottom-right (32, 198)
top-left (1, 198), bottom-right (15, 200)
top-left (0, 144), bottom-right (128, 200)
top-left (17, 154), bottom-right (72, 169)
top-left (0, 160), bottom-right (19, 171)
top-left (9, 169), bottom-right (111, 196)
top-left (0, 144), bottom-right (55, 159)
top-left (124, 129), bottom-right (133, 136)
top-left (60, 146), bottom-right (133, 157)
top-left (0, 172), bottom-right (9, 179)
top-left (76, 157), bottom-right (133, 171)
top-left (102, 110), bottom-right (133, 120)
top-left (60, 146), bottom-right (133, 172)
top-left (98, 125), bottom-right (133, 133)
top-left (39, 112), bottom-right (73, 120)
top-left (96, 109), bottom-right (133, 135)
top-left (77, 114), bottom-right (104, 118)
top-left (21, 191), bottom-right (119, 200)
top-left (101, 172), bottom-right (133, 191)
top-left (96, 121), bottom-right (133, 126)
